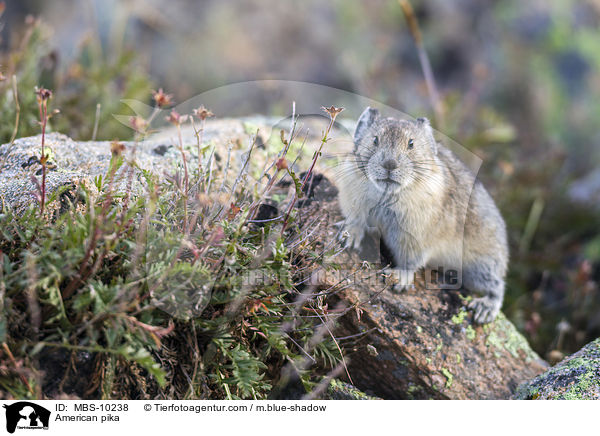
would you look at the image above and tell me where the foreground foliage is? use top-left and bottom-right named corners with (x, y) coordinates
top-left (0, 109), bottom-right (345, 399)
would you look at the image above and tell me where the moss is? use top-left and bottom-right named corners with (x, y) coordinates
top-left (451, 308), bottom-right (468, 324)
top-left (465, 325), bottom-right (476, 341)
top-left (484, 313), bottom-right (541, 362)
top-left (406, 383), bottom-right (422, 399)
top-left (407, 384), bottom-right (420, 394)
top-left (554, 344), bottom-right (600, 399)
top-left (457, 294), bottom-right (473, 303)
top-left (326, 379), bottom-right (379, 400)
top-left (455, 353), bottom-right (461, 364)
top-left (441, 368), bottom-right (453, 388)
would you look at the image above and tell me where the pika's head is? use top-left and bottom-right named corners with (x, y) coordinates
top-left (352, 107), bottom-right (438, 193)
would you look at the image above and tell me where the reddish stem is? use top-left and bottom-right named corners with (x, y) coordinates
top-left (38, 99), bottom-right (48, 214)
top-left (198, 118), bottom-right (205, 176)
top-left (177, 123), bottom-right (189, 234)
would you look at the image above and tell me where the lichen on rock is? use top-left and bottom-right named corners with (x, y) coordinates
top-left (514, 338), bottom-right (600, 400)
top-left (325, 379), bottom-right (381, 400)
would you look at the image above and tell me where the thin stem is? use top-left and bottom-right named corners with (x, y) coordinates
top-left (398, 0), bottom-right (444, 128)
top-left (92, 103), bottom-right (101, 141)
top-left (199, 118), bottom-right (206, 175)
top-left (176, 123), bottom-right (189, 234)
top-left (191, 116), bottom-right (206, 189)
top-left (38, 98), bottom-right (48, 214)
top-left (1, 343), bottom-right (33, 394)
top-left (10, 75), bottom-right (20, 145)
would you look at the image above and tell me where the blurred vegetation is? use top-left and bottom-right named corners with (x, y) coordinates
top-left (0, 12), bottom-right (151, 142)
top-left (0, 0), bottom-right (599, 385)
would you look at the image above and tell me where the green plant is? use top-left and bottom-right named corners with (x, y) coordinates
top-left (0, 96), bottom-right (344, 399)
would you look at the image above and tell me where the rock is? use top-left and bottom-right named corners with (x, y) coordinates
top-left (298, 188), bottom-right (547, 400)
top-left (0, 133), bottom-right (150, 215)
top-left (513, 338), bottom-right (600, 399)
top-left (335, 282), bottom-right (547, 399)
top-left (0, 118), bottom-right (284, 215)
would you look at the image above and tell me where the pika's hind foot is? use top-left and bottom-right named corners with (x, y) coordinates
top-left (468, 296), bottom-right (501, 324)
top-left (392, 282), bottom-right (416, 293)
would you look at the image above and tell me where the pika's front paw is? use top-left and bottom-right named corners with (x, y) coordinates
top-left (339, 225), bottom-right (365, 251)
top-left (468, 296), bottom-right (501, 324)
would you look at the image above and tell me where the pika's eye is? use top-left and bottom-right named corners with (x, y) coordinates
top-left (373, 136), bottom-right (379, 146)
top-left (408, 139), bottom-right (414, 149)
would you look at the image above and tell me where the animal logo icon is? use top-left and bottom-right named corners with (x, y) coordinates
top-left (2, 402), bottom-right (50, 433)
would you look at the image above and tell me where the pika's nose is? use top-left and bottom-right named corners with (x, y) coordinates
top-left (382, 159), bottom-right (398, 171)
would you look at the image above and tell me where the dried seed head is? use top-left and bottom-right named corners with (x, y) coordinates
top-left (192, 105), bottom-right (214, 121)
top-left (227, 203), bottom-right (241, 220)
top-left (279, 129), bottom-right (288, 145)
top-left (110, 140), bottom-right (126, 156)
top-left (34, 86), bottom-right (53, 102)
top-left (276, 157), bottom-right (288, 171)
top-left (166, 110), bottom-right (188, 125)
top-left (152, 88), bottom-right (174, 108)
top-left (129, 116), bottom-right (148, 133)
top-left (322, 105), bottom-right (344, 120)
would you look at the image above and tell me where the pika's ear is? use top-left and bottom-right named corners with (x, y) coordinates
top-left (417, 117), bottom-right (437, 155)
top-left (354, 107), bottom-right (379, 144)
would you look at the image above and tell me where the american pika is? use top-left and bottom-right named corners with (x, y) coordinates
top-left (338, 107), bottom-right (508, 324)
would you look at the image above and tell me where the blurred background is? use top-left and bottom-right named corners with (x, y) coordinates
top-left (1, 0), bottom-right (599, 361)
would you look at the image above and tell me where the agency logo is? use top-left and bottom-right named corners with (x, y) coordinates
top-left (2, 402), bottom-right (50, 434)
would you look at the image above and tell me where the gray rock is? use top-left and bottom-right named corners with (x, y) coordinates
top-left (514, 338), bottom-right (600, 399)
top-left (0, 118), bottom-right (282, 215)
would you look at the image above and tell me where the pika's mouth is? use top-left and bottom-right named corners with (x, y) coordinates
top-left (379, 177), bottom-right (400, 185)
